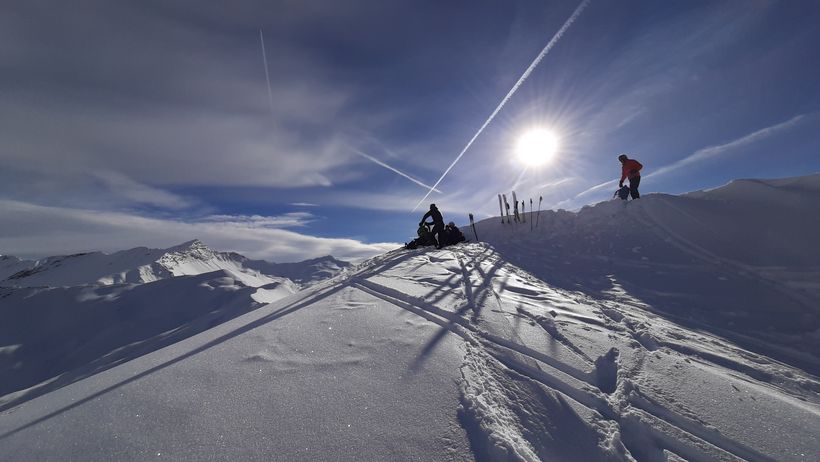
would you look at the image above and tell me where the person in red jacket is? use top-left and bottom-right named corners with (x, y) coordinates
top-left (618, 154), bottom-right (643, 199)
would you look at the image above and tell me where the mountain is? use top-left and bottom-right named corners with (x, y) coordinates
top-left (0, 255), bottom-right (35, 281)
top-left (244, 255), bottom-right (352, 285)
top-left (1, 239), bottom-right (348, 289)
top-left (0, 241), bottom-right (350, 410)
top-left (1, 174), bottom-right (819, 461)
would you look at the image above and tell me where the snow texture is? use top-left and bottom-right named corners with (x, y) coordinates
top-left (1, 174), bottom-right (819, 461)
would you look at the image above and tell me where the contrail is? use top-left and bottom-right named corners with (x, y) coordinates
top-left (259, 28), bottom-right (274, 116)
top-left (573, 178), bottom-right (617, 199)
top-left (572, 113), bottom-right (808, 201)
top-left (352, 149), bottom-right (443, 193)
top-left (645, 114), bottom-right (806, 180)
top-left (412, 0), bottom-right (592, 211)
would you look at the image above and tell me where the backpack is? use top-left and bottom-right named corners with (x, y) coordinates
top-left (615, 186), bottom-right (630, 200)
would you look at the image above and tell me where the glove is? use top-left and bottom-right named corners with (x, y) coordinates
top-left (619, 182), bottom-right (623, 188)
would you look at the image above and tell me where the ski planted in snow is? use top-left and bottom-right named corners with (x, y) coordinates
top-left (502, 194), bottom-right (512, 224)
top-left (512, 191), bottom-right (520, 222)
top-left (469, 213), bottom-right (478, 241)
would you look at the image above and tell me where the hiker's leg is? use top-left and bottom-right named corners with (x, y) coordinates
top-left (630, 176), bottom-right (641, 199)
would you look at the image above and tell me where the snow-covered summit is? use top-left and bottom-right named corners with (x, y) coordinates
top-left (470, 173), bottom-right (820, 374)
top-left (243, 254), bottom-right (352, 284)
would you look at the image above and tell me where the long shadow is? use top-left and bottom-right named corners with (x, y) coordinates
top-left (410, 298), bottom-right (477, 372)
top-left (489, 242), bottom-right (820, 377)
top-left (0, 272), bottom-right (267, 411)
top-left (0, 250), bottom-right (422, 440)
top-left (0, 281), bottom-right (350, 441)
top-left (409, 247), bottom-right (505, 370)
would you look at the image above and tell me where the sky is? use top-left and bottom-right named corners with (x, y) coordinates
top-left (2, 0), bottom-right (820, 262)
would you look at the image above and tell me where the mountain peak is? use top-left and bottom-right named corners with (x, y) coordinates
top-left (160, 239), bottom-right (216, 262)
top-left (168, 239), bottom-right (208, 252)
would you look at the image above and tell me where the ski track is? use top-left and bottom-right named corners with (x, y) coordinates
top-left (338, 244), bottom-right (820, 461)
top-left (3, 238), bottom-right (818, 461)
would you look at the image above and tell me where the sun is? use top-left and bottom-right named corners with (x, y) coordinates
top-left (516, 129), bottom-right (559, 167)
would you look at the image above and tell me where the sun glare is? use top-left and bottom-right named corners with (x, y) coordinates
top-left (516, 129), bottom-right (559, 167)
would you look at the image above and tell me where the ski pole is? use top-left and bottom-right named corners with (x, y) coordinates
top-left (536, 196), bottom-right (542, 228)
top-left (522, 200), bottom-right (526, 223)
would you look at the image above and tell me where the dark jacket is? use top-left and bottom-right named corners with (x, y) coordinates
top-left (421, 207), bottom-right (444, 227)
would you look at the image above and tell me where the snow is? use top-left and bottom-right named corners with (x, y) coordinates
top-left (0, 255), bottom-right (34, 281)
top-left (0, 239), bottom-right (320, 290)
top-left (1, 174), bottom-right (820, 461)
top-left (0, 241), bottom-right (349, 411)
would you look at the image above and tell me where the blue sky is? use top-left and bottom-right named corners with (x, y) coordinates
top-left (2, 0), bottom-right (819, 262)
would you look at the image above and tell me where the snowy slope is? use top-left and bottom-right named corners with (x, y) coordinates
top-left (1, 175), bottom-right (819, 461)
top-left (0, 256), bottom-right (34, 281)
top-left (0, 241), bottom-right (351, 411)
top-left (1, 245), bottom-right (817, 461)
top-left (0, 272), bottom-right (265, 410)
top-left (472, 174), bottom-right (820, 375)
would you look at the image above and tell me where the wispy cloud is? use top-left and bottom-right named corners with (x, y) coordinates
top-left (199, 212), bottom-right (315, 229)
top-left (290, 202), bottom-right (319, 207)
top-left (91, 171), bottom-right (194, 210)
top-left (646, 114), bottom-right (807, 179)
top-left (0, 200), bottom-right (397, 263)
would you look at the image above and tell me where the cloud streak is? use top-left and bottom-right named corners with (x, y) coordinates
top-left (412, 0), bottom-right (593, 211)
top-left (259, 28), bottom-right (275, 118)
top-left (199, 212), bottom-right (316, 229)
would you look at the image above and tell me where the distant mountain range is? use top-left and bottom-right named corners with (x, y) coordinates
top-left (0, 240), bottom-right (350, 409)
top-left (1, 239), bottom-right (351, 288)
